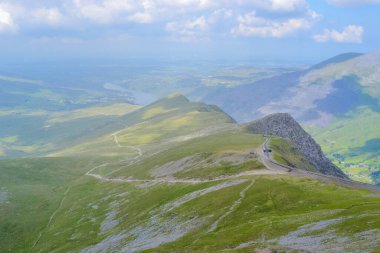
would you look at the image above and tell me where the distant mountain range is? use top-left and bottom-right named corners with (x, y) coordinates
top-left (0, 51), bottom-right (379, 184)
top-left (2, 67), bottom-right (380, 252)
top-left (202, 51), bottom-right (380, 184)
top-left (203, 52), bottom-right (379, 123)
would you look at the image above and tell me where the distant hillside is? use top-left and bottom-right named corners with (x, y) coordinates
top-left (53, 93), bottom-right (236, 158)
top-left (203, 51), bottom-right (380, 184)
top-left (2, 94), bottom-right (380, 253)
top-left (204, 51), bottom-right (377, 123)
top-left (245, 113), bottom-right (347, 179)
top-left (311, 52), bottom-right (363, 70)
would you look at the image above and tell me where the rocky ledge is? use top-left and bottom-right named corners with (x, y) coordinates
top-left (246, 113), bottom-right (347, 179)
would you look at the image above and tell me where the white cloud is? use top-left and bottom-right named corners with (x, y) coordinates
top-left (327, 0), bottom-right (380, 6)
top-left (72, 0), bottom-right (138, 23)
top-left (270, 0), bottom-right (307, 11)
top-left (0, 0), bottom-right (322, 40)
top-left (236, 0), bottom-right (308, 12)
top-left (232, 10), bottom-right (319, 38)
top-left (32, 8), bottom-right (63, 25)
top-left (70, 0), bottom-right (313, 25)
top-left (70, 0), bottom-right (219, 24)
top-left (166, 16), bottom-right (209, 40)
top-left (128, 12), bottom-right (153, 24)
top-left (0, 6), bottom-right (17, 33)
top-left (313, 25), bottom-right (363, 43)
top-left (157, 0), bottom-right (216, 11)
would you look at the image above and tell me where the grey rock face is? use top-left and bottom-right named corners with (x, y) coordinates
top-left (246, 113), bottom-right (347, 179)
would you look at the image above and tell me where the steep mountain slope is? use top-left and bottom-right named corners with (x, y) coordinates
top-left (204, 52), bottom-right (372, 123)
top-left (306, 107), bottom-right (380, 184)
top-left (204, 51), bottom-right (380, 183)
top-left (245, 113), bottom-right (347, 179)
top-left (1, 121), bottom-right (380, 252)
top-left (1, 94), bottom-right (380, 253)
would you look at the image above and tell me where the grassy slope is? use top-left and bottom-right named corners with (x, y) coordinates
top-left (100, 131), bottom-right (263, 179)
top-left (0, 103), bottom-right (141, 157)
top-left (0, 157), bottom-right (102, 253)
top-left (299, 52), bottom-right (380, 184)
top-left (147, 176), bottom-right (380, 253)
top-left (54, 94), bottom-right (236, 158)
top-left (2, 124), bottom-right (380, 252)
top-left (19, 169), bottom-right (380, 253)
top-left (268, 137), bottom-right (318, 173)
top-left (1, 94), bottom-right (380, 252)
top-left (306, 106), bottom-right (380, 184)
top-left (302, 52), bottom-right (380, 98)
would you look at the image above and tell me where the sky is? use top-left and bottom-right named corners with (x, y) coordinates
top-left (0, 0), bottom-right (380, 63)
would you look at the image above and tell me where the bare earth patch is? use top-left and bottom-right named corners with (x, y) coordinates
top-left (276, 218), bottom-right (380, 253)
top-left (81, 180), bottom-right (246, 253)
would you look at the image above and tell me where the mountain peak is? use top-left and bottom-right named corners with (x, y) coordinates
top-left (245, 113), bottom-right (348, 179)
top-left (146, 93), bottom-right (190, 109)
top-left (166, 93), bottom-right (190, 102)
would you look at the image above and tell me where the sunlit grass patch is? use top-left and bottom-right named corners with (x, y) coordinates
top-left (143, 106), bottom-right (172, 120)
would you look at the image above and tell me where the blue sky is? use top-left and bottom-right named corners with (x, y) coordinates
top-left (0, 0), bottom-right (379, 63)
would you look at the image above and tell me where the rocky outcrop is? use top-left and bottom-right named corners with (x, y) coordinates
top-left (246, 113), bottom-right (348, 179)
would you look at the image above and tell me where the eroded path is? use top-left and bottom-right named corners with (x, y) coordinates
top-left (208, 179), bottom-right (255, 232)
top-left (32, 186), bottom-right (71, 248)
top-left (111, 128), bottom-right (143, 158)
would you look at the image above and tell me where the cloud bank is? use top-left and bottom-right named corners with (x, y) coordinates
top-left (0, 0), bottom-right (321, 40)
top-left (327, 0), bottom-right (380, 7)
top-left (313, 25), bottom-right (363, 43)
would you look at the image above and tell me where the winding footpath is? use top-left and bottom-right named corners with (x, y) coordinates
top-left (85, 130), bottom-right (283, 185)
top-left (86, 133), bottom-right (380, 194)
top-left (111, 129), bottom-right (143, 158)
top-left (33, 134), bottom-right (379, 248)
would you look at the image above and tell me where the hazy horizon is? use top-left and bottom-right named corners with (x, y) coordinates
top-left (0, 0), bottom-right (379, 63)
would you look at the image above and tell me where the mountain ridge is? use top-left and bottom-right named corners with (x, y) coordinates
top-left (311, 52), bottom-right (363, 70)
top-left (245, 112), bottom-right (348, 179)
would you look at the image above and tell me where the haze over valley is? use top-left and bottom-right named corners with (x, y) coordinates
top-left (1, 0), bottom-right (380, 252)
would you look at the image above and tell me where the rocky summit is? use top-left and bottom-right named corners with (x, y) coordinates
top-left (245, 113), bottom-right (348, 179)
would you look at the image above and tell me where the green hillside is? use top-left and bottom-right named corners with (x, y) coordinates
top-left (200, 51), bottom-right (380, 185)
top-left (306, 106), bottom-right (380, 184)
top-left (53, 93), bottom-right (236, 158)
top-left (2, 135), bottom-right (380, 253)
top-left (0, 73), bottom-right (145, 157)
top-left (268, 137), bottom-right (318, 173)
top-left (1, 95), bottom-right (380, 252)
top-left (0, 102), bottom-right (141, 157)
